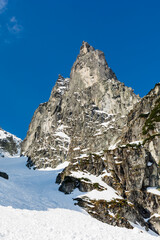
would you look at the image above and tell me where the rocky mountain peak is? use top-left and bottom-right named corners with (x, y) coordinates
top-left (22, 42), bottom-right (140, 168)
top-left (80, 41), bottom-right (95, 55)
top-left (58, 74), bottom-right (64, 80)
top-left (21, 42), bottom-right (160, 234)
top-left (70, 41), bottom-right (114, 89)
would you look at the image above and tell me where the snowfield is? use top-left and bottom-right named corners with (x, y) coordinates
top-left (0, 157), bottom-right (159, 240)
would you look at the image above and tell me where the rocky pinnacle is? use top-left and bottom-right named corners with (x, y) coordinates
top-left (21, 41), bottom-right (140, 168)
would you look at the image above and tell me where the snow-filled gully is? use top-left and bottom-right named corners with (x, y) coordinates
top-left (0, 157), bottom-right (159, 240)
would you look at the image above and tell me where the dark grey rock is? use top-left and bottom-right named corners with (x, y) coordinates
top-left (59, 176), bottom-right (79, 194)
top-left (0, 171), bottom-right (9, 180)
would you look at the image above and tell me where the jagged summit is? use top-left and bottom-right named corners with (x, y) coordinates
top-left (58, 74), bottom-right (64, 79)
top-left (80, 41), bottom-right (95, 55)
top-left (22, 42), bottom-right (139, 167)
top-left (71, 41), bottom-right (113, 88)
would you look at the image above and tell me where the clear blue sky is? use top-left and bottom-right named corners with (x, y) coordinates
top-left (0, 0), bottom-right (160, 139)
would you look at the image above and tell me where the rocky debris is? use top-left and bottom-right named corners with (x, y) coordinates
top-left (56, 151), bottom-right (157, 233)
top-left (73, 197), bottom-right (150, 230)
top-left (0, 171), bottom-right (9, 180)
top-left (57, 176), bottom-right (95, 194)
top-left (56, 153), bottom-right (106, 194)
top-left (0, 128), bottom-right (21, 158)
top-left (58, 176), bottom-right (79, 194)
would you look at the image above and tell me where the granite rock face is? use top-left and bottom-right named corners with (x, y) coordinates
top-left (21, 42), bottom-right (160, 234)
top-left (21, 41), bottom-right (139, 168)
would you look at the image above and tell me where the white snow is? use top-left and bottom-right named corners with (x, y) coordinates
top-left (108, 140), bottom-right (121, 150)
top-left (93, 151), bottom-right (103, 156)
top-left (94, 129), bottom-right (102, 136)
top-left (56, 77), bottom-right (70, 95)
top-left (94, 110), bottom-right (108, 114)
top-left (147, 187), bottom-right (160, 196)
top-left (129, 140), bottom-right (143, 145)
top-left (100, 122), bottom-right (110, 127)
top-left (54, 125), bottom-right (70, 148)
top-left (54, 131), bottom-right (70, 141)
top-left (119, 140), bottom-right (143, 149)
top-left (0, 157), bottom-right (159, 240)
top-left (150, 213), bottom-right (160, 218)
top-left (71, 170), bottom-right (123, 201)
top-left (1, 206), bottom-right (158, 240)
top-left (56, 125), bottom-right (65, 130)
top-left (108, 210), bottom-right (115, 217)
top-left (53, 161), bottom-right (70, 170)
top-left (147, 162), bottom-right (153, 167)
top-left (115, 160), bottom-right (122, 164)
top-left (79, 188), bottom-right (121, 202)
top-left (0, 129), bottom-right (21, 142)
top-left (0, 130), bottom-right (8, 140)
top-left (81, 148), bottom-right (89, 152)
top-left (74, 153), bottom-right (89, 159)
top-left (39, 161), bottom-right (70, 171)
top-left (108, 144), bottom-right (117, 150)
top-left (73, 147), bottom-right (80, 151)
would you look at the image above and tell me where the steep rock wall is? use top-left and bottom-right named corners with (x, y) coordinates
top-left (21, 42), bottom-right (139, 168)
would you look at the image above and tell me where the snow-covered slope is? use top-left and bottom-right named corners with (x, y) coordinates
top-left (0, 128), bottom-right (21, 158)
top-left (0, 156), bottom-right (159, 240)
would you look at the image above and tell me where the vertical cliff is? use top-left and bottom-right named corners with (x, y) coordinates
top-left (21, 41), bottom-right (140, 168)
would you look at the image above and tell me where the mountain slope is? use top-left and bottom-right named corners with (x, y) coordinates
top-left (21, 42), bottom-right (160, 234)
top-left (0, 128), bottom-right (21, 158)
top-left (57, 82), bottom-right (160, 234)
top-left (0, 156), bottom-right (158, 240)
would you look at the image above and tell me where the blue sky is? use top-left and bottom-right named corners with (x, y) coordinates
top-left (0, 0), bottom-right (160, 139)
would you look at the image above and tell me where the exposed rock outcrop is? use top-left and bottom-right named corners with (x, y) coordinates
top-left (0, 128), bottom-right (21, 158)
top-left (0, 171), bottom-right (9, 180)
top-left (21, 41), bottom-right (139, 168)
top-left (21, 42), bottom-right (160, 234)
